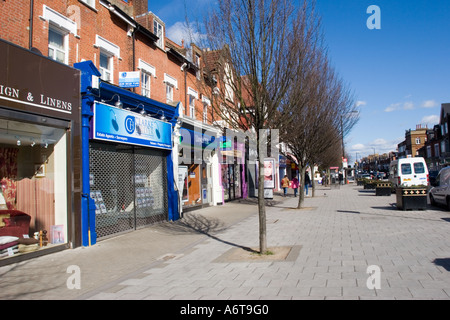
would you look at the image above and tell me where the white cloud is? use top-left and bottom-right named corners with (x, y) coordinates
top-left (166, 21), bottom-right (206, 47)
top-left (351, 143), bottom-right (365, 151)
top-left (421, 115), bottom-right (439, 126)
top-left (384, 103), bottom-right (400, 112)
top-left (355, 101), bottom-right (367, 107)
top-left (384, 101), bottom-right (414, 112)
top-left (422, 100), bottom-right (437, 108)
top-left (403, 102), bottom-right (414, 110)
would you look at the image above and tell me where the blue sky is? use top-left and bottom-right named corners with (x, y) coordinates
top-left (148, 0), bottom-right (450, 163)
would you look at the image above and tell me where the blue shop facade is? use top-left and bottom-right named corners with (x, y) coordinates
top-left (75, 61), bottom-right (180, 246)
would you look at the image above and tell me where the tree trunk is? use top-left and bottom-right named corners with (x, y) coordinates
top-left (311, 167), bottom-right (316, 197)
top-left (257, 156), bottom-right (267, 254)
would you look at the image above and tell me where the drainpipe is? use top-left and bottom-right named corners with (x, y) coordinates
top-left (29, 0), bottom-right (34, 49)
top-left (81, 92), bottom-right (97, 246)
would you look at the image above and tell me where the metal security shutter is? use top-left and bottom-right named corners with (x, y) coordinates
top-left (134, 148), bottom-right (168, 228)
top-left (89, 142), bottom-right (168, 239)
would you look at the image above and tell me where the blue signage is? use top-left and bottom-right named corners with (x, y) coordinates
top-left (118, 71), bottom-right (140, 88)
top-left (93, 102), bottom-right (172, 150)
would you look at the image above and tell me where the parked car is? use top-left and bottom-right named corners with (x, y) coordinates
top-left (429, 170), bottom-right (439, 186)
top-left (429, 167), bottom-right (450, 210)
top-left (388, 157), bottom-right (429, 188)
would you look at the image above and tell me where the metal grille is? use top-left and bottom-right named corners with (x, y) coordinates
top-left (89, 142), bottom-right (168, 239)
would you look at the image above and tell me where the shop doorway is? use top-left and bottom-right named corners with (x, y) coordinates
top-left (89, 142), bottom-right (168, 239)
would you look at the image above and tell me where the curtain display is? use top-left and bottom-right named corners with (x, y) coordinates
top-left (0, 148), bottom-right (19, 209)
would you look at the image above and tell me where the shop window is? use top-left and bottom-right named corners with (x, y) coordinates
top-left (48, 27), bottom-right (68, 64)
top-left (0, 119), bottom-right (68, 259)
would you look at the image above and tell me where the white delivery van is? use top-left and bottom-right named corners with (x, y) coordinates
top-left (389, 157), bottom-right (429, 188)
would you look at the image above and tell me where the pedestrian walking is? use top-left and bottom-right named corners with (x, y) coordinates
top-left (338, 172), bottom-right (344, 185)
top-left (305, 172), bottom-right (311, 196)
top-left (291, 176), bottom-right (299, 197)
top-left (281, 175), bottom-right (290, 197)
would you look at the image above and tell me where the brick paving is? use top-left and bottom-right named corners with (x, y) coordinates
top-left (1, 183), bottom-right (450, 300)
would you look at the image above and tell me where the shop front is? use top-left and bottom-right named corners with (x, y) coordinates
top-left (0, 40), bottom-right (81, 265)
top-left (219, 135), bottom-right (247, 202)
top-left (75, 61), bottom-right (179, 245)
top-left (177, 119), bottom-right (220, 211)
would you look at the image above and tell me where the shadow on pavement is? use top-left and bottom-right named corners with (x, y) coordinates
top-left (151, 213), bottom-right (258, 254)
top-left (433, 258), bottom-right (450, 271)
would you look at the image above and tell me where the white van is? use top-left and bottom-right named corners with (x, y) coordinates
top-left (389, 157), bottom-right (429, 188)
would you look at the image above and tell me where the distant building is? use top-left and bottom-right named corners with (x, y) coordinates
top-left (397, 124), bottom-right (431, 159)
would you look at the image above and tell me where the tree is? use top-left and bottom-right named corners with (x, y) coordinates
top-left (280, 32), bottom-right (358, 208)
top-left (198, 0), bottom-right (321, 254)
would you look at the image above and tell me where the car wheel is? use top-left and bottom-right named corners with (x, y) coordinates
top-left (430, 194), bottom-right (436, 206)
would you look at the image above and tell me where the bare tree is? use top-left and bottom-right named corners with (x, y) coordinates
top-left (281, 39), bottom-right (358, 208)
top-left (198, 0), bottom-right (321, 254)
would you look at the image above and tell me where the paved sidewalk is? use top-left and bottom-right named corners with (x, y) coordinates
top-left (1, 184), bottom-right (450, 300)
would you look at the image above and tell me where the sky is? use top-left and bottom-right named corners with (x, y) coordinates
top-left (148, 0), bottom-right (450, 164)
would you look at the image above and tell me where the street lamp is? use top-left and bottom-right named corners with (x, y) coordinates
top-left (341, 110), bottom-right (359, 184)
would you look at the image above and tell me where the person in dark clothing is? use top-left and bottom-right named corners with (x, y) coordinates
top-left (305, 172), bottom-right (311, 195)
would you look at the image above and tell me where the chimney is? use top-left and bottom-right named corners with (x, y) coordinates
top-left (132, 0), bottom-right (148, 17)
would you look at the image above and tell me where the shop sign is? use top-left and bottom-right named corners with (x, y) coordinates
top-left (279, 155), bottom-right (286, 168)
top-left (119, 71), bottom-right (140, 88)
top-left (93, 102), bottom-right (172, 150)
top-left (0, 39), bottom-right (80, 120)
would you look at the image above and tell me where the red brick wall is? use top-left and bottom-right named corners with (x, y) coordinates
top-left (0, 0), bottom-right (219, 123)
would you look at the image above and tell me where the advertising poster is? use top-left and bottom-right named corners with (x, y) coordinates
top-left (264, 158), bottom-right (275, 189)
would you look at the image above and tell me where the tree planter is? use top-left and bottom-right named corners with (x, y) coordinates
top-left (376, 182), bottom-right (392, 196)
top-left (357, 179), bottom-right (364, 186)
top-left (364, 181), bottom-right (376, 189)
top-left (395, 187), bottom-right (428, 210)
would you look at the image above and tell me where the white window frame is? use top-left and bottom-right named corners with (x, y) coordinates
top-left (188, 87), bottom-right (198, 118)
top-left (166, 84), bottom-right (174, 103)
top-left (99, 50), bottom-right (113, 82)
top-left (415, 137), bottom-right (421, 144)
top-left (189, 95), bottom-right (195, 118)
top-left (202, 96), bottom-right (211, 124)
top-left (80, 0), bottom-right (96, 10)
top-left (48, 25), bottom-right (69, 65)
top-left (154, 19), bottom-right (164, 49)
top-left (43, 5), bottom-right (77, 36)
top-left (141, 70), bottom-right (151, 98)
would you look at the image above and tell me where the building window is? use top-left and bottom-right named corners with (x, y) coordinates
top-left (441, 141), bottom-right (446, 154)
top-left (415, 137), bottom-right (421, 144)
top-left (48, 27), bottom-right (68, 64)
top-left (203, 104), bottom-right (208, 124)
top-left (99, 51), bottom-right (113, 82)
top-left (80, 0), bottom-right (95, 9)
top-left (141, 71), bottom-right (151, 98)
top-left (434, 144), bottom-right (440, 157)
top-left (154, 20), bottom-right (164, 49)
top-left (166, 84), bottom-right (173, 102)
top-left (189, 95), bottom-right (195, 118)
